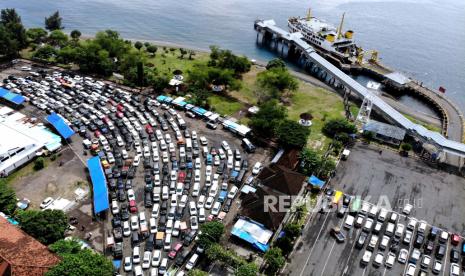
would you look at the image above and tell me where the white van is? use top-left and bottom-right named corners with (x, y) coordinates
top-left (385, 222), bottom-right (395, 237)
top-left (159, 258), bottom-right (168, 275)
top-left (192, 182), bottom-right (200, 197)
top-left (173, 220), bottom-right (181, 237)
top-left (344, 215), bottom-right (354, 229)
top-left (164, 233), bottom-right (172, 250)
top-left (166, 219), bottom-right (174, 234)
top-left (111, 200), bottom-right (119, 215)
top-left (133, 246), bottom-right (141, 264)
top-left (162, 186), bottom-right (169, 200)
top-left (186, 138), bottom-right (192, 150)
top-left (189, 201), bottom-right (197, 216)
top-left (186, 254), bottom-right (199, 270)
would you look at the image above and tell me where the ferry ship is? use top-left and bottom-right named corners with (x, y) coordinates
top-left (288, 9), bottom-right (361, 63)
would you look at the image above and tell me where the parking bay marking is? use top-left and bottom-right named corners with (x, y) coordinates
top-left (298, 211), bottom-right (331, 276)
top-left (442, 242), bottom-right (449, 276)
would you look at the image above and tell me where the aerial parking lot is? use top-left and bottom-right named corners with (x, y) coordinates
top-left (286, 143), bottom-right (465, 276)
top-left (1, 61), bottom-right (268, 275)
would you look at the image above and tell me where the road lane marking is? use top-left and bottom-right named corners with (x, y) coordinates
top-left (442, 242), bottom-right (449, 276)
top-left (342, 228), bottom-right (361, 276)
top-left (382, 267), bottom-right (387, 276)
top-left (361, 267), bottom-right (367, 276)
top-left (319, 217), bottom-right (346, 276)
top-left (298, 211), bottom-right (331, 276)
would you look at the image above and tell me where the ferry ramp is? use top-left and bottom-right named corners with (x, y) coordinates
top-left (255, 19), bottom-right (465, 167)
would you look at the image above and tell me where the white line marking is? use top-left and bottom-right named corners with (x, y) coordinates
top-left (442, 242), bottom-right (449, 276)
top-left (298, 211), bottom-right (331, 276)
top-left (342, 229), bottom-right (360, 276)
top-left (320, 217), bottom-right (346, 276)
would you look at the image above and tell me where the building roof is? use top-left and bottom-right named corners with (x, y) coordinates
top-left (87, 156), bottom-right (109, 214)
top-left (363, 120), bottom-right (407, 141)
top-left (0, 87), bottom-right (25, 105)
top-left (240, 187), bottom-right (287, 231)
top-left (257, 164), bottom-right (306, 196)
top-left (46, 113), bottom-right (75, 139)
top-left (385, 72), bottom-right (410, 85)
top-left (0, 217), bottom-right (60, 275)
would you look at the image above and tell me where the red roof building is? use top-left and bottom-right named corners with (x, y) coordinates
top-left (0, 217), bottom-right (61, 276)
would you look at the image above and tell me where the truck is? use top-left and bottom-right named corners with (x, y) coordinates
top-left (155, 232), bottom-right (165, 249)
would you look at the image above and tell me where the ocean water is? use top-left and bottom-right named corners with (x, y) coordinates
top-left (3, 0), bottom-right (465, 111)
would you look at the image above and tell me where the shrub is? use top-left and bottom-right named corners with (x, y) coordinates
top-left (34, 157), bottom-right (45, 170)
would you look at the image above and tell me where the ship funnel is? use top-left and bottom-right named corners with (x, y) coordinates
top-left (326, 34), bottom-right (335, 43)
top-left (345, 30), bottom-right (353, 39)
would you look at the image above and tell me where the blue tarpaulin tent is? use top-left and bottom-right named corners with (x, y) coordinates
top-left (0, 87), bottom-right (25, 105)
top-left (156, 95), bottom-right (167, 102)
top-left (87, 156), bottom-right (109, 214)
top-left (231, 218), bottom-right (273, 252)
top-left (46, 113), bottom-right (75, 139)
top-left (308, 175), bottom-right (325, 188)
top-left (192, 107), bottom-right (207, 116)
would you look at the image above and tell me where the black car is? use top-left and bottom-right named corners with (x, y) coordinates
top-left (112, 216), bottom-right (122, 228)
top-left (331, 227), bottom-right (345, 243)
top-left (356, 232), bottom-right (368, 249)
top-left (117, 189), bottom-right (125, 202)
top-left (145, 234), bottom-right (154, 252)
top-left (216, 163), bottom-right (225, 175)
top-left (125, 180), bottom-right (133, 190)
top-left (424, 240), bottom-right (434, 254)
top-left (436, 244), bottom-right (446, 259)
top-left (162, 164), bottom-right (169, 175)
top-left (451, 248), bottom-right (460, 262)
top-left (429, 227), bottom-right (439, 240)
top-left (175, 250), bottom-right (190, 266)
top-left (120, 204), bottom-right (129, 221)
top-left (160, 201), bottom-right (168, 215)
top-left (113, 227), bottom-right (123, 242)
top-left (342, 195), bottom-right (352, 207)
top-left (131, 231), bottom-right (140, 246)
top-left (414, 233), bottom-right (425, 248)
top-left (144, 192), bottom-right (153, 207)
top-left (113, 242), bottom-right (123, 258)
top-left (183, 230), bottom-right (197, 246)
top-left (108, 179), bottom-right (117, 191)
top-left (223, 199), bottom-right (233, 212)
top-left (109, 190), bottom-right (117, 201)
top-left (176, 206), bottom-right (184, 220)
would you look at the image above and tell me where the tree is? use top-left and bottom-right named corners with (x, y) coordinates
top-left (299, 148), bottom-right (321, 175)
top-left (249, 100), bottom-right (287, 138)
top-left (198, 221), bottom-right (225, 249)
top-left (46, 248), bottom-right (113, 276)
top-left (0, 180), bottom-right (16, 215)
top-left (26, 27), bottom-right (48, 44)
top-left (148, 74), bottom-right (169, 92)
top-left (188, 269), bottom-right (209, 276)
top-left (319, 158), bottom-right (336, 179)
top-left (45, 11), bottom-right (63, 31)
top-left (48, 30), bottom-right (68, 46)
top-left (275, 119), bottom-right (311, 148)
top-left (266, 58), bottom-right (286, 70)
top-left (257, 67), bottom-right (298, 98)
top-left (322, 118), bottom-right (356, 138)
top-left (49, 238), bottom-right (83, 255)
top-left (264, 247), bottom-right (286, 273)
top-left (57, 45), bottom-right (77, 64)
top-left (274, 236), bottom-right (294, 256)
top-left (34, 157), bottom-right (45, 170)
top-left (17, 209), bottom-right (68, 245)
top-left (283, 223), bottom-right (301, 240)
top-left (235, 262), bottom-right (259, 276)
top-left (0, 8), bottom-right (27, 54)
top-left (146, 44), bottom-right (158, 55)
top-left (208, 46), bottom-right (251, 76)
top-left (134, 41), bottom-right (143, 51)
top-left (70, 29), bottom-right (81, 41)
top-left (401, 143), bottom-right (412, 152)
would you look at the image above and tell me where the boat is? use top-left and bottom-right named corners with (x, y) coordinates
top-left (288, 9), bottom-right (361, 64)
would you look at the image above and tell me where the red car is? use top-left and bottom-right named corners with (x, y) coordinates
top-left (178, 171), bottom-right (186, 183)
top-left (94, 130), bottom-right (101, 137)
top-left (451, 233), bottom-right (461, 246)
top-left (168, 242), bottom-right (183, 259)
top-left (116, 111), bottom-right (124, 118)
top-left (129, 200), bottom-right (138, 213)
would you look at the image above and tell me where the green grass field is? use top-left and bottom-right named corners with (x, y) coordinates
top-left (207, 94), bottom-right (244, 116)
top-left (286, 82), bottom-right (346, 152)
top-left (146, 48), bottom-right (209, 76)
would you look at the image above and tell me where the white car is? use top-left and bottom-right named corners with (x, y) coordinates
top-left (205, 196), bottom-right (214, 209)
top-left (142, 251), bottom-right (152, 269)
top-left (191, 131), bottom-right (197, 140)
top-left (133, 155), bottom-right (141, 166)
top-left (385, 252), bottom-right (395, 268)
top-left (252, 162), bottom-right (262, 175)
top-left (152, 250), bottom-right (161, 267)
top-left (403, 230), bottom-right (413, 244)
top-left (131, 215), bottom-right (139, 231)
top-left (127, 189), bottom-right (136, 201)
top-left (179, 195), bottom-right (188, 208)
top-left (221, 140), bottom-right (230, 151)
top-left (451, 263), bottom-right (460, 276)
top-left (373, 252), bottom-right (383, 267)
top-left (398, 249), bottom-right (408, 264)
top-left (432, 260), bottom-right (442, 274)
top-left (123, 221), bottom-right (131, 237)
top-left (199, 136), bottom-right (208, 145)
top-left (133, 246), bottom-right (141, 264)
top-left (403, 203), bottom-right (413, 215)
top-left (228, 186), bottom-right (238, 199)
top-left (363, 218), bottom-right (374, 232)
top-left (361, 250), bottom-right (372, 265)
top-left (190, 216), bottom-right (199, 230)
top-left (124, 256), bottom-right (132, 272)
top-left (421, 255), bottom-right (431, 269)
top-left (40, 197), bottom-right (54, 209)
top-left (405, 263), bottom-right (416, 276)
top-left (211, 202), bottom-right (221, 215)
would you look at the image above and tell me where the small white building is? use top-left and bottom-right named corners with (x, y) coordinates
top-left (0, 106), bottom-right (62, 176)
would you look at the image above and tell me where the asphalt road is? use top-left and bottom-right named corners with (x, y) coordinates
top-left (284, 142), bottom-right (465, 276)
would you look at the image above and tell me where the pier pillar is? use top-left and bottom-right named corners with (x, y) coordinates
top-left (256, 30), bottom-right (265, 45)
top-left (281, 42), bottom-right (289, 58)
